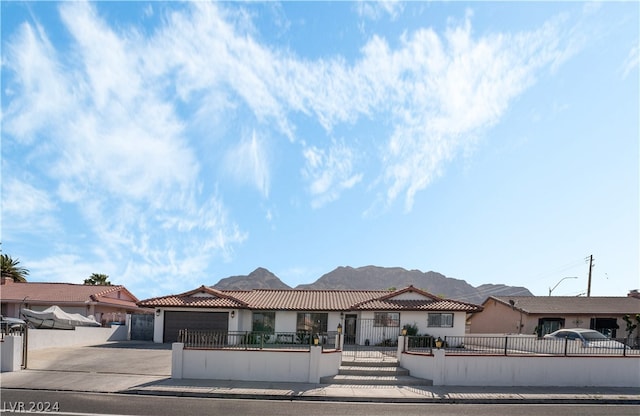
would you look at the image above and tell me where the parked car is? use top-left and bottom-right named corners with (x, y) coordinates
top-left (543, 328), bottom-right (628, 349)
top-left (0, 316), bottom-right (26, 335)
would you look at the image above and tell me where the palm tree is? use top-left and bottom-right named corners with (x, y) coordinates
top-left (84, 273), bottom-right (112, 286)
top-left (1, 254), bottom-right (29, 282)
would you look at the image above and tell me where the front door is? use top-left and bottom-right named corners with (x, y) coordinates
top-left (344, 314), bottom-right (357, 344)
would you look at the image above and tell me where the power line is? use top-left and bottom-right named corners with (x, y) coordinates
top-left (524, 257), bottom-right (585, 284)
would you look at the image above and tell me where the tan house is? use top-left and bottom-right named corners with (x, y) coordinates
top-left (0, 277), bottom-right (146, 326)
top-left (468, 294), bottom-right (640, 338)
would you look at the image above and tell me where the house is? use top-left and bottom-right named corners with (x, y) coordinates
top-left (0, 276), bottom-right (146, 326)
top-left (137, 285), bottom-right (482, 343)
top-left (468, 294), bottom-right (640, 338)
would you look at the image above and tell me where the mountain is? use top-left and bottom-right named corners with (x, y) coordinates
top-left (296, 266), bottom-right (532, 304)
top-left (211, 265), bottom-right (532, 304)
top-left (213, 267), bottom-right (291, 290)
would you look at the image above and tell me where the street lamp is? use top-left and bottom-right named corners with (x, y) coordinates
top-left (549, 277), bottom-right (578, 296)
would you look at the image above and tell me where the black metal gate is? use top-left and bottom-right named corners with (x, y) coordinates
top-left (131, 313), bottom-right (154, 341)
top-left (342, 318), bottom-right (399, 361)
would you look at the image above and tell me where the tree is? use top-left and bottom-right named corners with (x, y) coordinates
top-left (623, 314), bottom-right (640, 346)
top-left (84, 273), bottom-right (112, 286)
top-left (1, 254), bottom-right (29, 282)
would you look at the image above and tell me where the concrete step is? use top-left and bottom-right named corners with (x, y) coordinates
top-left (340, 360), bottom-right (399, 367)
top-left (338, 365), bottom-right (410, 377)
top-left (321, 361), bottom-right (432, 386)
top-left (320, 374), bottom-right (433, 386)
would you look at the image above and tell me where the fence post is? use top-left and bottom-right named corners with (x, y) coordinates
top-left (504, 336), bottom-right (508, 356)
top-left (564, 338), bottom-right (568, 356)
top-left (171, 342), bottom-right (184, 379)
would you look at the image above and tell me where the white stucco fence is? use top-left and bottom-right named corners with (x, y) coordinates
top-left (1, 335), bottom-right (23, 372)
top-left (27, 325), bottom-right (129, 351)
top-left (401, 349), bottom-right (640, 387)
top-left (172, 343), bottom-right (342, 383)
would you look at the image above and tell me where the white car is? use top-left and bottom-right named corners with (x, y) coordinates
top-left (543, 328), bottom-right (628, 349)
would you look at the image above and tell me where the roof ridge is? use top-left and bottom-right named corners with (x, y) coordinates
top-left (8, 282), bottom-right (102, 286)
top-left (92, 285), bottom-right (124, 295)
top-left (218, 288), bottom-right (390, 293)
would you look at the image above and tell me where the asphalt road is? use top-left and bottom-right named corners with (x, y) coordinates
top-left (1, 390), bottom-right (639, 416)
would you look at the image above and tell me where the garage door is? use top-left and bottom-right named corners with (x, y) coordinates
top-left (163, 311), bottom-right (229, 343)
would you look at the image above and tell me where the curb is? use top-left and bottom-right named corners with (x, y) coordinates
top-left (122, 388), bottom-right (640, 405)
top-left (3, 386), bottom-right (639, 405)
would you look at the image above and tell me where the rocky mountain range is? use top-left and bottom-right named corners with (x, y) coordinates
top-left (212, 265), bottom-right (532, 304)
top-left (213, 267), bottom-right (291, 290)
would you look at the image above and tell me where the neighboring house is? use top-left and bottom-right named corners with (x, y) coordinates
top-left (137, 285), bottom-right (482, 343)
top-left (468, 294), bottom-right (640, 338)
top-left (0, 276), bottom-right (146, 326)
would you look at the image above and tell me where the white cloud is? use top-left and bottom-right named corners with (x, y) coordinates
top-left (135, 2), bottom-right (575, 212)
top-left (2, 22), bottom-right (72, 144)
top-left (2, 1), bottom-right (247, 293)
top-left (27, 254), bottom-right (101, 284)
top-left (2, 178), bottom-right (56, 218)
top-left (1, 2), bottom-right (586, 295)
top-left (355, 0), bottom-right (404, 21)
top-left (302, 140), bottom-right (363, 208)
top-left (150, 2), bottom-right (295, 140)
top-left (224, 130), bottom-right (271, 197)
top-left (1, 178), bottom-right (59, 235)
top-left (621, 42), bottom-right (639, 79)
top-left (356, 15), bottom-right (572, 210)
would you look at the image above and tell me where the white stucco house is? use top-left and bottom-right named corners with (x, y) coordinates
top-left (138, 285), bottom-right (482, 344)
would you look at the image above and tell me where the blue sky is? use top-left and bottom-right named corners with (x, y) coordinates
top-left (1, 1), bottom-right (638, 301)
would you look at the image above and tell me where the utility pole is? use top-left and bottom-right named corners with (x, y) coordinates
top-left (586, 255), bottom-right (594, 297)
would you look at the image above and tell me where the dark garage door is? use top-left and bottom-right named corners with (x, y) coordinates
top-left (163, 311), bottom-right (229, 343)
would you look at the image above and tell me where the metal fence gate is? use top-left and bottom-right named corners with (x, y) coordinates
top-left (131, 313), bottom-right (154, 341)
top-left (342, 318), bottom-right (399, 361)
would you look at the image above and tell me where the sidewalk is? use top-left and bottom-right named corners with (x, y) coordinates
top-left (1, 369), bottom-right (639, 404)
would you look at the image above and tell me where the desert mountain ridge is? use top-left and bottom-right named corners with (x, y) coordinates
top-left (212, 265), bottom-right (533, 304)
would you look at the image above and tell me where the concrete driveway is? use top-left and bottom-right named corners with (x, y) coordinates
top-left (26, 341), bottom-right (172, 376)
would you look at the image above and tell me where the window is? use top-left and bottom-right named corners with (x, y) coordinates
top-left (296, 313), bottom-right (328, 333)
top-left (537, 318), bottom-right (565, 336)
top-left (374, 312), bottom-right (400, 327)
top-left (252, 311), bottom-right (275, 333)
top-left (428, 313), bottom-right (453, 328)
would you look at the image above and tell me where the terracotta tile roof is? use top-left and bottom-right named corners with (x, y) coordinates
top-left (138, 295), bottom-right (245, 308)
top-left (354, 298), bottom-right (482, 311)
top-left (488, 296), bottom-right (640, 315)
top-left (138, 286), bottom-right (482, 312)
top-left (0, 282), bottom-right (140, 310)
top-left (138, 286), bottom-right (248, 309)
top-left (228, 289), bottom-right (388, 310)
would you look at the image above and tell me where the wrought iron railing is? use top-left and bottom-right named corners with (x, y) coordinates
top-left (405, 335), bottom-right (640, 357)
top-left (178, 330), bottom-right (339, 351)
